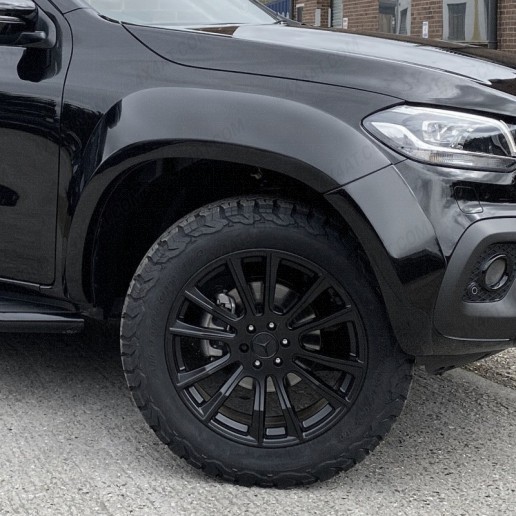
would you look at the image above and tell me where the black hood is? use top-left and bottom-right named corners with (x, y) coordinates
top-left (126, 23), bottom-right (516, 117)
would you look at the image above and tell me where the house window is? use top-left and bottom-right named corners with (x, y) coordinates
top-left (399, 8), bottom-right (408, 35)
top-left (448, 3), bottom-right (467, 41)
top-left (331, 0), bottom-right (342, 28)
top-left (378, 0), bottom-right (396, 34)
top-left (296, 4), bottom-right (304, 23)
top-left (484, 0), bottom-right (491, 34)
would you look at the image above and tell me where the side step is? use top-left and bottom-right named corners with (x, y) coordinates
top-left (0, 296), bottom-right (84, 334)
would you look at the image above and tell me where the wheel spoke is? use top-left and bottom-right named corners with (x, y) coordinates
top-left (286, 275), bottom-right (329, 325)
top-left (227, 257), bottom-right (257, 317)
top-left (165, 247), bottom-right (370, 449)
top-left (199, 365), bottom-right (245, 422)
top-left (249, 377), bottom-right (266, 445)
top-left (272, 376), bottom-right (303, 441)
top-left (264, 253), bottom-right (280, 315)
top-left (295, 350), bottom-right (365, 377)
top-left (184, 286), bottom-right (239, 326)
top-left (293, 365), bottom-right (350, 409)
top-left (294, 306), bottom-right (354, 335)
top-left (169, 320), bottom-right (235, 342)
top-left (176, 354), bottom-right (234, 389)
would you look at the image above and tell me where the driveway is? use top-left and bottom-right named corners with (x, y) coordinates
top-left (0, 333), bottom-right (514, 515)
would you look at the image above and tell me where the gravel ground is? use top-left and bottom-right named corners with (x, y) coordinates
top-left (0, 333), bottom-right (515, 515)
top-left (464, 348), bottom-right (516, 390)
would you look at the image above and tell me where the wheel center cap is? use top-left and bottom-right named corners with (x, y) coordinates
top-left (251, 332), bottom-right (279, 358)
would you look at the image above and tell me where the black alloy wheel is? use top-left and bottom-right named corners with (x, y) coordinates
top-left (166, 249), bottom-right (368, 448)
top-left (121, 197), bottom-right (413, 487)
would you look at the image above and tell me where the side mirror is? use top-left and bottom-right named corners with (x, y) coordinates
top-left (0, 1), bottom-right (56, 48)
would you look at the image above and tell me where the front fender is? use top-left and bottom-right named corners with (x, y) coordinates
top-left (77, 87), bottom-right (395, 195)
top-left (66, 87), bottom-right (397, 302)
top-left (327, 165), bottom-right (446, 356)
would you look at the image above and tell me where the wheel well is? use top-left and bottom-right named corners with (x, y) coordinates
top-left (88, 158), bottom-right (361, 317)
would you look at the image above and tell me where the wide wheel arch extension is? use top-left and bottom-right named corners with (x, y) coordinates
top-left (76, 153), bottom-right (374, 318)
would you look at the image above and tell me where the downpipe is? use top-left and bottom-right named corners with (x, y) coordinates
top-left (488, 0), bottom-right (498, 50)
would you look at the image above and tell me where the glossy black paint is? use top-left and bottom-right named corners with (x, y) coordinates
top-left (128, 23), bottom-right (516, 117)
top-left (57, 8), bottom-right (397, 305)
top-left (0, 293), bottom-right (83, 333)
top-left (0, 0), bottom-right (69, 284)
top-left (0, 0), bottom-right (515, 364)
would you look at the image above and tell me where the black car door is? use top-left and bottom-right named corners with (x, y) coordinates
top-left (0, 0), bottom-right (71, 285)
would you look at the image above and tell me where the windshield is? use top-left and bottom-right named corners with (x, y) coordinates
top-left (85, 0), bottom-right (277, 27)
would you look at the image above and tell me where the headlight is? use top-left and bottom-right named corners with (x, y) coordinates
top-left (364, 106), bottom-right (516, 172)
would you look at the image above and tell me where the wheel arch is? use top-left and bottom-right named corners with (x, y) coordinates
top-left (65, 146), bottom-right (356, 312)
top-left (65, 87), bottom-right (394, 309)
top-left (67, 86), bottom-right (393, 203)
top-left (326, 166), bottom-right (447, 356)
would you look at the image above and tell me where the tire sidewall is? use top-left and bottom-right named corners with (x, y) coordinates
top-left (124, 203), bottom-right (408, 477)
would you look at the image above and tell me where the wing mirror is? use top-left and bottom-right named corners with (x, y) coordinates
top-left (0, 0), bottom-right (56, 48)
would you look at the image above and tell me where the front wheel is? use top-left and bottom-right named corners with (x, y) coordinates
top-left (121, 197), bottom-right (413, 487)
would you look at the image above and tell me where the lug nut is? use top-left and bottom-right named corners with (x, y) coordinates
top-left (281, 338), bottom-right (289, 347)
top-left (239, 344), bottom-right (249, 353)
top-left (268, 322), bottom-right (276, 330)
top-left (247, 324), bottom-right (256, 333)
top-left (274, 358), bottom-right (283, 366)
top-left (253, 360), bottom-right (262, 369)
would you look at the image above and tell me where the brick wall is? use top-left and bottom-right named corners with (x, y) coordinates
top-left (341, 0), bottom-right (378, 32)
top-left (295, 1), bottom-right (379, 31)
top-left (319, 0), bottom-right (331, 27)
top-left (294, 1), bottom-right (514, 52)
top-left (499, 0), bottom-right (516, 51)
top-left (94, 1), bottom-right (516, 53)
top-left (411, 0), bottom-right (443, 39)
top-left (294, 0), bottom-right (331, 26)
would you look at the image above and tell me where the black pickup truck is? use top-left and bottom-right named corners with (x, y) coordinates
top-left (1, 0), bottom-right (515, 487)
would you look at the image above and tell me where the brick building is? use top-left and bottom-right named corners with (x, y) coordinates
top-left (265, 1), bottom-right (516, 51)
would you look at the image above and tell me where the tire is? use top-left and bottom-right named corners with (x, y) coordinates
top-left (121, 197), bottom-right (413, 487)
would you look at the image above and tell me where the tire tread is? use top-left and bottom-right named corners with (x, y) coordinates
top-left (120, 197), bottom-right (413, 487)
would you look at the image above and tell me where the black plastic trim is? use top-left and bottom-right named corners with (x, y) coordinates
top-left (0, 313), bottom-right (84, 333)
top-left (0, 293), bottom-right (84, 333)
top-left (434, 218), bottom-right (516, 340)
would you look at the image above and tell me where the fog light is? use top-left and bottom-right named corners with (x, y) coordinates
top-left (482, 255), bottom-right (509, 291)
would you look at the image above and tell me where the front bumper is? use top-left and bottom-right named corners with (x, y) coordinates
top-left (434, 218), bottom-right (516, 342)
top-left (326, 162), bottom-right (516, 368)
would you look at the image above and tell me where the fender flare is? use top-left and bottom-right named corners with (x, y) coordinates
top-left (326, 166), bottom-right (446, 355)
top-left (65, 87), bottom-right (394, 302)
